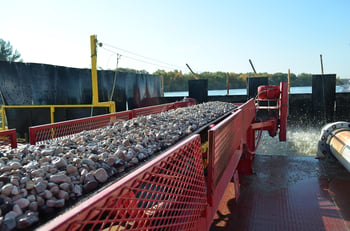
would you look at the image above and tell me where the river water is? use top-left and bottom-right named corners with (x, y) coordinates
top-left (256, 126), bottom-right (320, 156)
top-left (164, 86), bottom-right (348, 97)
top-left (164, 86), bottom-right (349, 156)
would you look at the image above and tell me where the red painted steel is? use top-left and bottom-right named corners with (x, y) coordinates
top-left (0, 129), bottom-right (17, 148)
top-left (257, 85), bottom-right (280, 99)
top-left (29, 96), bottom-right (288, 230)
top-left (29, 111), bottom-right (132, 144)
top-left (132, 103), bottom-right (175, 118)
top-left (208, 110), bottom-right (243, 202)
top-left (238, 99), bottom-right (256, 141)
top-left (38, 135), bottom-right (207, 231)
top-left (235, 99), bottom-right (257, 175)
top-left (29, 100), bottom-right (195, 145)
top-left (207, 109), bottom-right (243, 227)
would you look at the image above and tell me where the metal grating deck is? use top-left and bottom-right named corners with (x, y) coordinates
top-left (211, 155), bottom-right (350, 231)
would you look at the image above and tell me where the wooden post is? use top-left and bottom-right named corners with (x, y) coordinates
top-left (320, 54), bottom-right (324, 75)
top-left (161, 75), bottom-right (164, 97)
top-left (249, 59), bottom-right (257, 77)
top-left (288, 69), bottom-right (291, 94)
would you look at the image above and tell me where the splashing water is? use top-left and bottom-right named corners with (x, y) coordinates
top-left (256, 126), bottom-right (320, 156)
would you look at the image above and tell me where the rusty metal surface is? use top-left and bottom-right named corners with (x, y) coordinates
top-left (210, 155), bottom-right (350, 231)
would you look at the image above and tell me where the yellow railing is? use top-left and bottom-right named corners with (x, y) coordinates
top-left (0, 101), bottom-right (115, 131)
top-left (1, 35), bottom-right (116, 131)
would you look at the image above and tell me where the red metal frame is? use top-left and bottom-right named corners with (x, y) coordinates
top-left (207, 109), bottom-right (243, 205)
top-left (238, 82), bottom-right (288, 174)
top-left (204, 109), bottom-right (245, 228)
top-left (29, 100), bottom-right (195, 145)
top-left (132, 103), bottom-right (175, 118)
top-left (38, 135), bottom-right (207, 231)
top-left (32, 90), bottom-right (287, 230)
top-left (29, 111), bottom-right (132, 145)
top-left (0, 129), bottom-right (17, 148)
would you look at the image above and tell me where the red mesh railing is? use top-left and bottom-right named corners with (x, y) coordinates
top-left (39, 134), bottom-right (207, 231)
top-left (132, 103), bottom-right (175, 118)
top-left (0, 129), bottom-right (17, 148)
top-left (29, 100), bottom-right (195, 145)
top-left (207, 109), bottom-right (243, 206)
top-left (29, 111), bottom-right (132, 145)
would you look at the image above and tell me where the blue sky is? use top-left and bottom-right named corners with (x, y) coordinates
top-left (2, 0), bottom-right (350, 78)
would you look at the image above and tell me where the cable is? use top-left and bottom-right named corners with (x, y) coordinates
top-left (109, 54), bottom-right (121, 101)
top-left (102, 42), bottom-right (184, 69)
top-left (100, 42), bottom-right (184, 70)
top-left (100, 46), bottom-right (184, 71)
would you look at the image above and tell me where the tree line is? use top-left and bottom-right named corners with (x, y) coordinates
top-left (0, 39), bottom-right (22, 62)
top-left (153, 70), bottom-right (342, 92)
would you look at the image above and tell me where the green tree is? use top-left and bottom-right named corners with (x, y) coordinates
top-left (0, 39), bottom-right (22, 62)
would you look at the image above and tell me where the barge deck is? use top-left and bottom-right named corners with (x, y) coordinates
top-left (211, 154), bottom-right (350, 231)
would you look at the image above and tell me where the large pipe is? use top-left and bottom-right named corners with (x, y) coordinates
top-left (317, 122), bottom-right (350, 172)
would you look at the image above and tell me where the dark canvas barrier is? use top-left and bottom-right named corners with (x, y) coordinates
top-left (0, 62), bottom-right (32, 105)
top-left (0, 61), bottom-right (161, 137)
top-left (312, 74), bottom-right (336, 124)
top-left (189, 79), bottom-right (208, 103)
top-left (246, 77), bottom-right (268, 99)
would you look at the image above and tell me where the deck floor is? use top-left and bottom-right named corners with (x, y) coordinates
top-left (210, 154), bottom-right (350, 231)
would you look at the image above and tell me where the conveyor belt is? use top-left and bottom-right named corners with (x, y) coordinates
top-left (33, 108), bottom-right (236, 230)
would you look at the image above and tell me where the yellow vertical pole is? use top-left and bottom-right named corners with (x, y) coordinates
top-left (109, 102), bottom-right (116, 113)
top-left (90, 35), bottom-right (99, 105)
top-left (50, 106), bottom-right (55, 124)
top-left (50, 106), bottom-right (55, 138)
top-left (1, 109), bottom-right (5, 130)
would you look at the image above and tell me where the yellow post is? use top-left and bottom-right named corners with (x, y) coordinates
top-left (50, 106), bottom-right (55, 138)
top-left (1, 109), bottom-right (4, 130)
top-left (90, 35), bottom-right (99, 105)
top-left (50, 106), bottom-right (55, 124)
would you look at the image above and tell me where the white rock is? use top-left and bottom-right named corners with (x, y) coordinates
top-left (43, 190), bottom-right (53, 199)
top-left (58, 190), bottom-right (69, 200)
top-left (13, 204), bottom-right (23, 216)
top-left (15, 198), bottom-right (30, 209)
top-left (52, 157), bottom-right (67, 169)
top-left (41, 149), bottom-right (54, 156)
top-left (49, 173), bottom-right (71, 184)
top-left (72, 184), bottom-right (82, 197)
top-left (9, 161), bottom-right (21, 170)
top-left (1, 183), bottom-right (13, 196)
top-left (66, 165), bottom-right (77, 175)
top-left (93, 168), bottom-right (108, 183)
top-left (4, 211), bottom-right (18, 220)
top-left (11, 186), bottom-right (19, 195)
